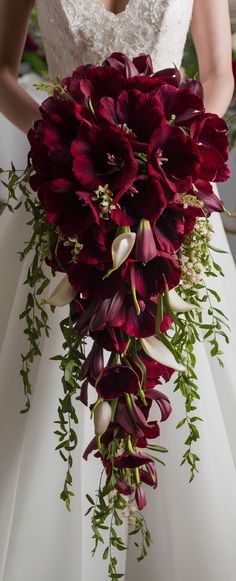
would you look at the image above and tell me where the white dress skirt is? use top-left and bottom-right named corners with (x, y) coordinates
top-left (1, 73), bottom-right (236, 581)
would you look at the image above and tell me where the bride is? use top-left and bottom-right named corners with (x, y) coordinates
top-left (1, 1), bottom-right (236, 580)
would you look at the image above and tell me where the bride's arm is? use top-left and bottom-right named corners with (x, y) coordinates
top-left (190, 0), bottom-right (234, 117)
top-left (0, 0), bottom-right (40, 134)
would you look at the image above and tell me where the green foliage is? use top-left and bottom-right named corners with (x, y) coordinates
top-left (171, 223), bottom-right (230, 481)
top-left (53, 314), bottom-right (86, 510)
top-left (0, 163), bottom-right (55, 412)
top-left (85, 470), bottom-right (153, 580)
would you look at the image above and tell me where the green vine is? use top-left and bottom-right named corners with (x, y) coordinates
top-left (85, 467), bottom-right (153, 580)
top-left (171, 218), bottom-right (230, 481)
top-left (52, 312), bottom-right (86, 510)
top-left (0, 163), bottom-right (56, 412)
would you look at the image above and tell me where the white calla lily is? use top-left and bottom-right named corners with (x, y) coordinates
top-left (167, 288), bottom-right (195, 313)
top-left (112, 232), bottom-right (136, 269)
top-left (103, 232), bottom-right (136, 279)
top-left (140, 336), bottom-right (186, 372)
top-left (43, 275), bottom-right (77, 307)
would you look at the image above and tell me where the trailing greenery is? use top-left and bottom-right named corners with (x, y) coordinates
top-left (0, 164), bottom-right (55, 412)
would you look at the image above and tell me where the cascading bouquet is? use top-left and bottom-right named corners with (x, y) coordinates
top-left (0, 52), bottom-right (231, 579)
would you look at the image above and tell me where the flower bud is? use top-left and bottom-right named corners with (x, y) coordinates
top-left (135, 219), bottom-right (157, 263)
top-left (135, 485), bottom-right (147, 510)
top-left (93, 401), bottom-right (112, 436)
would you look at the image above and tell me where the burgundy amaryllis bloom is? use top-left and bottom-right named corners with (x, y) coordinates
top-left (96, 364), bottom-right (140, 400)
top-left (157, 84), bottom-right (205, 125)
top-left (38, 178), bottom-right (101, 236)
top-left (38, 96), bottom-right (81, 152)
top-left (191, 113), bottom-right (230, 182)
top-left (122, 252), bottom-right (181, 298)
top-left (99, 89), bottom-right (165, 150)
top-left (154, 202), bottom-right (201, 253)
top-left (111, 176), bottom-right (166, 227)
top-left (78, 65), bottom-right (127, 105)
top-left (148, 124), bottom-right (201, 193)
top-left (71, 124), bottom-right (138, 194)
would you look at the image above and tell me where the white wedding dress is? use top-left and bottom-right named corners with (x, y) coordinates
top-left (1, 1), bottom-right (236, 580)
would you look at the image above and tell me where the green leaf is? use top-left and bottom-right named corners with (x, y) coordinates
top-left (176, 418), bottom-right (186, 429)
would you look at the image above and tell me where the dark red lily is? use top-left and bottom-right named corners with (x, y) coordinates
top-left (122, 253), bottom-right (181, 298)
top-left (114, 451), bottom-right (154, 469)
top-left (80, 342), bottom-right (104, 386)
top-left (96, 364), bottom-right (140, 400)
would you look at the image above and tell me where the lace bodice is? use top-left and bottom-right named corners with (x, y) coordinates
top-left (35, 0), bottom-right (195, 80)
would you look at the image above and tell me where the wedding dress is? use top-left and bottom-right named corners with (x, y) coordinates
top-left (1, 1), bottom-right (236, 580)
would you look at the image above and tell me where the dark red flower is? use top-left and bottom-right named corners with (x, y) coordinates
top-left (68, 262), bottom-right (123, 300)
top-left (121, 296), bottom-right (157, 338)
top-left (38, 178), bottom-right (100, 236)
top-left (148, 124), bottom-right (201, 193)
top-left (115, 397), bottom-right (149, 437)
top-left (192, 180), bottom-right (224, 215)
top-left (91, 327), bottom-right (128, 354)
top-left (191, 113), bottom-right (230, 182)
top-left (157, 85), bottom-right (204, 125)
top-left (96, 365), bottom-right (140, 400)
top-left (180, 78), bottom-right (204, 100)
top-left (140, 388), bottom-right (172, 422)
top-left (135, 486), bottom-right (147, 510)
top-left (99, 89), bottom-right (165, 150)
top-left (153, 66), bottom-right (181, 87)
top-left (140, 464), bottom-right (158, 488)
top-left (115, 476), bottom-right (134, 495)
top-left (133, 54), bottom-right (154, 76)
top-left (154, 203), bottom-right (200, 253)
top-left (38, 96), bottom-right (80, 151)
top-left (62, 63), bottom-right (95, 103)
top-left (80, 342), bottom-right (104, 386)
top-left (103, 52), bottom-right (141, 78)
top-left (79, 65), bottom-right (126, 105)
top-left (71, 124), bottom-right (138, 194)
top-left (111, 176), bottom-right (166, 227)
top-left (139, 351), bottom-right (174, 389)
top-left (114, 451), bottom-right (154, 468)
top-left (122, 253), bottom-right (181, 298)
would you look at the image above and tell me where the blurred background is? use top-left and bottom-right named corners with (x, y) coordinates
top-left (1, 2), bottom-right (236, 257)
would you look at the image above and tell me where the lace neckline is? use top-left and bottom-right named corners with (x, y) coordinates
top-left (93, 0), bottom-right (135, 19)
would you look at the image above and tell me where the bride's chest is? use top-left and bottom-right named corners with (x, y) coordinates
top-left (36, 0), bottom-right (194, 76)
